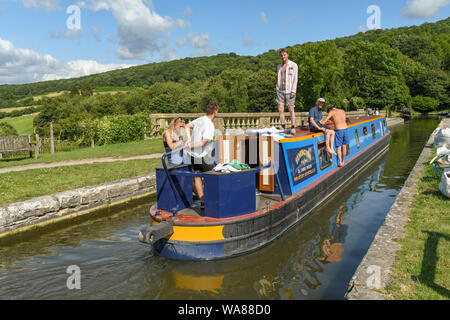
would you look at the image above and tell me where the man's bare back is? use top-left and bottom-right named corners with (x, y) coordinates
top-left (328, 108), bottom-right (347, 130)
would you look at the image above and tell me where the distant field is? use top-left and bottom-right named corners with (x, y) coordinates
top-left (33, 91), bottom-right (67, 101)
top-left (94, 86), bottom-right (132, 92)
top-left (0, 113), bottom-right (37, 135)
top-left (0, 106), bottom-right (36, 113)
top-left (26, 87), bottom-right (131, 102)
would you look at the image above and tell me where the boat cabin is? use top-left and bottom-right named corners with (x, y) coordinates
top-left (155, 115), bottom-right (389, 220)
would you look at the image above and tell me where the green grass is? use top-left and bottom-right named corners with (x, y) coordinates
top-left (0, 114), bottom-right (37, 135)
top-left (94, 86), bottom-right (132, 92)
top-left (0, 138), bottom-right (164, 169)
top-left (386, 163), bottom-right (450, 300)
top-left (0, 158), bottom-right (161, 205)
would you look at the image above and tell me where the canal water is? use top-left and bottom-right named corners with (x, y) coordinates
top-left (0, 117), bottom-right (439, 300)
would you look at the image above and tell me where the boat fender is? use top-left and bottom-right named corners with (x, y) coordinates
top-left (139, 221), bottom-right (174, 244)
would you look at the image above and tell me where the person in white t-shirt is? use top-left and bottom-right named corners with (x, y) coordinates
top-left (185, 101), bottom-right (219, 203)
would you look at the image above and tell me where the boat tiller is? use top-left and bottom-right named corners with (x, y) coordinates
top-left (139, 220), bottom-right (174, 245)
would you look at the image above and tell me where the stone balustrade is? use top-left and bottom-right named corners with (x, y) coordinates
top-left (149, 110), bottom-right (375, 136)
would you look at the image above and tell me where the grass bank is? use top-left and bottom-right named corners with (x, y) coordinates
top-left (0, 113), bottom-right (37, 135)
top-left (386, 161), bottom-right (449, 300)
top-left (0, 158), bottom-right (161, 206)
top-left (0, 138), bottom-right (164, 169)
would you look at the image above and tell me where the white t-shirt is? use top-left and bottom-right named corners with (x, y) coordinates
top-left (187, 115), bottom-right (215, 158)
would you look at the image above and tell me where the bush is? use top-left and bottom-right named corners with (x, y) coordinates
top-left (411, 95), bottom-right (439, 113)
top-left (76, 113), bottom-right (152, 146)
top-left (0, 122), bottom-right (19, 136)
top-left (349, 97), bottom-right (366, 111)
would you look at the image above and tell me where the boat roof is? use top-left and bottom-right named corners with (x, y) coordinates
top-left (280, 115), bottom-right (384, 143)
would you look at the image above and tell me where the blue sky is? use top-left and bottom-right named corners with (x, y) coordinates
top-left (0, 0), bottom-right (449, 84)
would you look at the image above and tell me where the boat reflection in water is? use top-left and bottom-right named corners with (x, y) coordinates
top-left (156, 152), bottom-right (388, 300)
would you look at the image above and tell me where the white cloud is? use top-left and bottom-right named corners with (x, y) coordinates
top-left (0, 37), bottom-right (133, 84)
top-left (176, 32), bottom-right (210, 49)
top-left (90, 25), bottom-right (102, 42)
top-left (402, 0), bottom-right (450, 18)
top-left (243, 37), bottom-right (256, 47)
top-left (78, 0), bottom-right (176, 61)
top-left (177, 18), bottom-right (190, 29)
top-left (175, 32), bottom-right (216, 57)
top-left (357, 25), bottom-right (366, 33)
top-left (260, 11), bottom-right (268, 23)
top-left (21, 0), bottom-right (60, 11)
top-left (50, 28), bottom-right (84, 40)
top-left (184, 6), bottom-right (193, 17)
top-left (42, 60), bottom-right (134, 81)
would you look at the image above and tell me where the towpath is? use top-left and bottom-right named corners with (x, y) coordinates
top-left (0, 153), bottom-right (164, 174)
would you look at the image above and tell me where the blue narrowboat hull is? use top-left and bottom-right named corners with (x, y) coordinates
top-left (141, 116), bottom-right (391, 261)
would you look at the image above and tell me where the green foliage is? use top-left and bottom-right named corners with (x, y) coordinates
top-left (289, 41), bottom-right (345, 110)
top-left (247, 70), bottom-right (278, 112)
top-left (81, 83), bottom-right (93, 97)
top-left (70, 85), bottom-right (80, 97)
top-left (348, 97), bottom-right (365, 111)
top-left (61, 113), bottom-right (152, 146)
top-left (411, 95), bottom-right (439, 113)
top-left (0, 122), bottom-right (19, 136)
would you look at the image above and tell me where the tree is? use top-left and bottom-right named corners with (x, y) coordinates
top-left (247, 70), bottom-right (277, 112)
top-left (343, 41), bottom-right (411, 109)
top-left (69, 85), bottom-right (80, 97)
top-left (411, 95), bottom-right (439, 113)
top-left (0, 122), bottom-right (18, 136)
top-left (289, 41), bottom-right (346, 110)
top-left (81, 83), bottom-right (94, 97)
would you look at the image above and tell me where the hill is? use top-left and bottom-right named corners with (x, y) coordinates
top-left (0, 17), bottom-right (448, 148)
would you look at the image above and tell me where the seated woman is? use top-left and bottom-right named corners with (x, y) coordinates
top-left (163, 117), bottom-right (185, 165)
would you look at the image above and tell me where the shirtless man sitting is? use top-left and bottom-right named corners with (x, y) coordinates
top-left (321, 105), bottom-right (349, 167)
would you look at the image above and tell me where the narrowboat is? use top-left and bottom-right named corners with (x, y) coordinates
top-left (139, 115), bottom-right (391, 261)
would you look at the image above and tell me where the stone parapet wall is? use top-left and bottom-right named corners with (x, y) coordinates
top-left (0, 173), bottom-right (156, 237)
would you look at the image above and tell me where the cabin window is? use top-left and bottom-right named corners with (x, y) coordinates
top-left (363, 126), bottom-right (368, 136)
top-left (345, 144), bottom-right (350, 156)
top-left (380, 122), bottom-right (384, 136)
top-left (383, 120), bottom-right (387, 128)
top-left (317, 141), bottom-right (333, 170)
top-left (371, 123), bottom-right (376, 139)
top-left (355, 130), bottom-right (360, 148)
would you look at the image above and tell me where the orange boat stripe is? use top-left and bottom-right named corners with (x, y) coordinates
top-left (170, 225), bottom-right (225, 242)
top-left (151, 219), bottom-right (225, 241)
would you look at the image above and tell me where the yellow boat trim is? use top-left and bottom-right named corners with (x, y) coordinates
top-left (347, 116), bottom-right (384, 128)
top-left (280, 133), bottom-right (323, 143)
top-left (171, 225), bottom-right (225, 242)
top-left (151, 219), bottom-right (225, 242)
top-left (280, 117), bottom-right (385, 143)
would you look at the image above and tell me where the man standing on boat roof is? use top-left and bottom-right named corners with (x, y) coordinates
top-left (185, 101), bottom-right (219, 203)
top-left (276, 48), bottom-right (298, 135)
top-left (321, 104), bottom-right (349, 167)
top-left (309, 98), bottom-right (336, 156)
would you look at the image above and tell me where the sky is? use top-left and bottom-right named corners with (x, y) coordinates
top-left (0, 0), bottom-right (449, 85)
